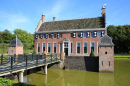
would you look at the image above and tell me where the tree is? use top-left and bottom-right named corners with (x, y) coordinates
top-left (90, 49), bottom-right (95, 57)
top-left (13, 29), bottom-right (34, 49)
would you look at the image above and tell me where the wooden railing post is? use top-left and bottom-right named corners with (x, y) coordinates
top-left (45, 54), bottom-right (46, 64)
top-left (1, 54), bottom-right (3, 65)
top-left (32, 53), bottom-right (33, 61)
top-left (11, 56), bottom-right (13, 70)
top-left (51, 54), bottom-right (52, 63)
top-left (14, 54), bottom-right (16, 63)
top-left (26, 55), bottom-right (28, 68)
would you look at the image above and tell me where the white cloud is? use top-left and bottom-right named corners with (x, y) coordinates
top-left (0, 11), bottom-right (29, 31)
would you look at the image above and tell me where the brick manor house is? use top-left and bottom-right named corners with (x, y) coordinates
top-left (34, 6), bottom-right (107, 56)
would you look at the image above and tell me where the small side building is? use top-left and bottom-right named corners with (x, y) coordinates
top-left (8, 38), bottom-right (23, 55)
top-left (99, 35), bottom-right (114, 72)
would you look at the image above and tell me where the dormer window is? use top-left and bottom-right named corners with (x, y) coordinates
top-left (41, 34), bottom-right (43, 39)
top-left (35, 34), bottom-right (38, 39)
top-left (78, 32), bottom-right (83, 38)
top-left (101, 31), bottom-right (105, 37)
top-left (94, 31), bottom-right (97, 37)
top-left (71, 33), bottom-right (76, 38)
top-left (46, 34), bottom-right (48, 39)
top-left (51, 34), bottom-right (53, 39)
top-left (57, 34), bottom-right (59, 38)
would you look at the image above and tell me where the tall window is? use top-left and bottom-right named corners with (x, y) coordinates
top-left (84, 42), bottom-right (87, 53)
top-left (48, 43), bottom-right (51, 53)
top-left (77, 43), bottom-right (80, 54)
top-left (42, 43), bottom-right (45, 53)
top-left (53, 43), bottom-right (57, 53)
top-left (98, 31), bottom-right (102, 37)
top-left (98, 42), bottom-right (101, 53)
top-left (71, 43), bottom-right (73, 53)
top-left (37, 43), bottom-right (40, 53)
top-left (91, 42), bottom-right (95, 53)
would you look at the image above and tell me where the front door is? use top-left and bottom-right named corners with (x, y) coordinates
top-left (64, 48), bottom-right (68, 55)
top-left (64, 42), bottom-right (68, 56)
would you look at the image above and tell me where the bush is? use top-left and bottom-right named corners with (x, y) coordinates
top-left (90, 49), bottom-right (95, 57)
top-left (0, 77), bottom-right (15, 86)
top-left (32, 49), bottom-right (36, 54)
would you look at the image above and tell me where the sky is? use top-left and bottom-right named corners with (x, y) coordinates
top-left (0, 0), bottom-right (130, 34)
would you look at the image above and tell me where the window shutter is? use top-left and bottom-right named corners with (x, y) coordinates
top-left (51, 34), bottom-right (53, 39)
top-left (41, 34), bottom-right (43, 39)
top-left (80, 32), bottom-right (83, 38)
top-left (46, 34), bottom-right (48, 39)
top-left (87, 32), bottom-right (90, 37)
top-left (94, 32), bottom-right (97, 37)
top-left (101, 31), bottom-right (105, 37)
top-left (73, 33), bottom-right (76, 38)
top-left (57, 34), bottom-right (59, 38)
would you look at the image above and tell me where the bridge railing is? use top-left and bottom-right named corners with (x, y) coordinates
top-left (0, 53), bottom-right (61, 72)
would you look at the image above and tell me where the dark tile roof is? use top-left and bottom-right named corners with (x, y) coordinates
top-left (99, 35), bottom-right (114, 46)
top-left (38, 17), bottom-right (105, 32)
top-left (9, 38), bottom-right (23, 47)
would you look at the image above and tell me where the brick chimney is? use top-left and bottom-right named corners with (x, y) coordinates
top-left (42, 14), bottom-right (45, 22)
top-left (53, 17), bottom-right (56, 21)
top-left (101, 4), bottom-right (106, 28)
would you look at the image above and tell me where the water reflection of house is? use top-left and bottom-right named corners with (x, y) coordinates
top-left (34, 6), bottom-right (107, 56)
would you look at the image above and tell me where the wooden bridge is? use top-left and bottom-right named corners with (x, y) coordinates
top-left (0, 53), bottom-right (62, 82)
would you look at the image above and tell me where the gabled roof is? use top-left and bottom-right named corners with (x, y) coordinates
top-left (9, 38), bottom-right (23, 47)
top-left (38, 17), bottom-right (105, 32)
top-left (99, 35), bottom-right (114, 46)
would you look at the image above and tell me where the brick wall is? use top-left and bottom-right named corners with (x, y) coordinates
top-left (34, 31), bottom-right (103, 56)
top-left (99, 46), bottom-right (114, 72)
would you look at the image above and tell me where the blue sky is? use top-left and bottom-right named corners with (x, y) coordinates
top-left (0, 0), bottom-right (130, 34)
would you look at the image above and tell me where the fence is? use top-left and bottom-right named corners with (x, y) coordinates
top-left (0, 53), bottom-right (61, 72)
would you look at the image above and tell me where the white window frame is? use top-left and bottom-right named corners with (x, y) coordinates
top-left (83, 42), bottom-right (88, 54)
top-left (37, 43), bottom-right (40, 53)
top-left (76, 42), bottom-right (81, 54)
top-left (42, 43), bottom-right (45, 53)
top-left (71, 42), bottom-right (73, 54)
top-left (97, 42), bottom-right (101, 54)
top-left (47, 43), bottom-right (51, 53)
top-left (90, 42), bottom-right (95, 54)
top-left (53, 43), bottom-right (57, 53)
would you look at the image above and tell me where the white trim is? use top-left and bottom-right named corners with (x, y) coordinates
top-left (42, 43), bottom-right (45, 53)
top-left (83, 42), bottom-right (88, 54)
top-left (37, 43), bottom-right (40, 53)
top-left (97, 42), bottom-right (101, 54)
top-left (76, 42), bottom-right (81, 54)
top-left (47, 43), bottom-right (51, 53)
top-left (90, 42), bottom-right (95, 54)
top-left (35, 28), bottom-right (107, 34)
top-left (71, 42), bottom-right (73, 54)
top-left (53, 43), bottom-right (57, 53)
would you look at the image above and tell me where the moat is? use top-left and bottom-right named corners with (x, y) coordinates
top-left (23, 58), bottom-right (130, 86)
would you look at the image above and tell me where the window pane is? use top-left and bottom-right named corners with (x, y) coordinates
top-left (77, 43), bottom-right (80, 53)
top-left (54, 43), bottom-right (57, 53)
top-left (54, 34), bottom-right (56, 38)
top-left (49, 34), bottom-right (51, 38)
top-left (91, 42), bottom-right (95, 53)
top-left (71, 43), bottom-right (73, 53)
top-left (48, 43), bottom-right (51, 53)
top-left (84, 32), bottom-right (87, 37)
top-left (91, 32), bottom-right (94, 37)
top-left (43, 43), bottom-right (45, 52)
top-left (38, 43), bottom-right (40, 53)
top-left (84, 42), bottom-right (87, 53)
top-left (98, 32), bottom-right (101, 37)
top-left (60, 34), bottom-right (62, 38)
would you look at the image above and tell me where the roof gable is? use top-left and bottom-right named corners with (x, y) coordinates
top-left (38, 17), bottom-right (105, 32)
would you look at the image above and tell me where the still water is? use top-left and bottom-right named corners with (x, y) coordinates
top-left (23, 59), bottom-right (130, 86)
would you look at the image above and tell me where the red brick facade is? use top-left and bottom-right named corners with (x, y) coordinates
top-left (8, 46), bottom-right (23, 55)
top-left (99, 46), bottom-right (114, 72)
top-left (34, 31), bottom-right (105, 56)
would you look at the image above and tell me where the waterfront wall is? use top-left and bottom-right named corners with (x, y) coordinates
top-left (49, 56), bottom-right (99, 72)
